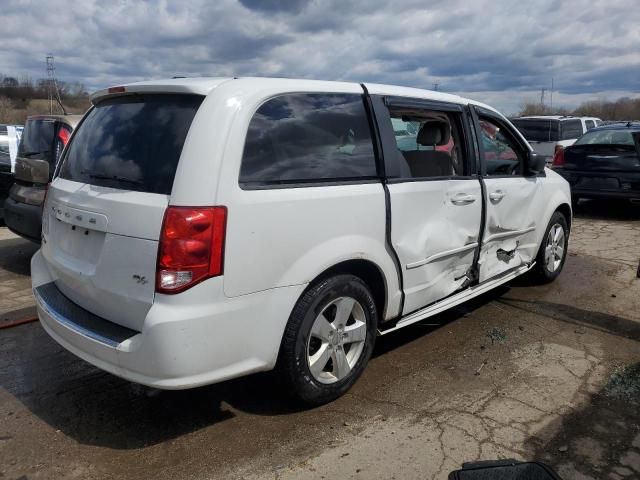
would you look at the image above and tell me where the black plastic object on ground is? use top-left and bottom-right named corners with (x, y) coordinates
top-left (448, 459), bottom-right (563, 480)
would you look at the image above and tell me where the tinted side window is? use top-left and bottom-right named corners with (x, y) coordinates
top-left (388, 108), bottom-right (467, 178)
top-left (511, 119), bottom-right (560, 142)
top-left (240, 93), bottom-right (376, 186)
top-left (585, 120), bottom-right (595, 130)
top-left (479, 117), bottom-right (526, 176)
top-left (561, 120), bottom-right (583, 140)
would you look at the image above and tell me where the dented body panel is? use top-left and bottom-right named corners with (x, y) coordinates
top-left (479, 177), bottom-right (543, 281)
top-left (389, 179), bottom-right (482, 314)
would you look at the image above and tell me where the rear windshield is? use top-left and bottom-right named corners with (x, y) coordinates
top-left (511, 119), bottom-right (559, 142)
top-left (560, 119), bottom-right (583, 140)
top-left (18, 119), bottom-right (56, 163)
top-left (574, 129), bottom-right (636, 146)
top-left (59, 94), bottom-right (203, 195)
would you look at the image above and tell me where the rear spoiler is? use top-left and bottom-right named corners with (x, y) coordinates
top-left (90, 78), bottom-right (230, 104)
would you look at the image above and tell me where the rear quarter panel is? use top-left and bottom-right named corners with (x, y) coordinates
top-left (170, 79), bottom-right (401, 319)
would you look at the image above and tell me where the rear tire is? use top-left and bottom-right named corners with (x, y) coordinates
top-left (277, 274), bottom-right (378, 406)
top-left (530, 211), bottom-right (569, 283)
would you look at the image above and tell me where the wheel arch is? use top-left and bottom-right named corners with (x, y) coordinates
top-left (304, 259), bottom-right (389, 326)
top-left (556, 202), bottom-right (572, 231)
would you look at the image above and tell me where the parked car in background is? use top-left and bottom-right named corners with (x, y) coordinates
top-left (552, 122), bottom-right (640, 204)
top-left (0, 124), bottom-right (23, 220)
top-left (32, 77), bottom-right (570, 405)
top-left (511, 116), bottom-right (602, 165)
top-left (4, 115), bottom-right (81, 240)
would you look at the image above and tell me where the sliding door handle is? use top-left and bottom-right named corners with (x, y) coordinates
top-left (451, 193), bottom-right (476, 205)
top-left (489, 190), bottom-right (506, 202)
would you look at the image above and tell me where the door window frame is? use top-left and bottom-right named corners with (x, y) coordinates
top-left (470, 106), bottom-right (540, 179)
top-left (370, 95), bottom-right (477, 183)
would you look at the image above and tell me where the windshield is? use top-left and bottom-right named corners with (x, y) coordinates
top-left (574, 129), bottom-right (636, 146)
top-left (511, 119), bottom-right (559, 142)
top-left (59, 94), bottom-right (204, 195)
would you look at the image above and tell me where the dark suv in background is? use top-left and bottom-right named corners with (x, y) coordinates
top-left (4, 114), bottom-right (81, 241)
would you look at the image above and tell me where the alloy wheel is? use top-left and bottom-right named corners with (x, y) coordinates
top-left (306, 296), bottom-right (367, 384)
top-left (544, 223), bottom-right (566, 272)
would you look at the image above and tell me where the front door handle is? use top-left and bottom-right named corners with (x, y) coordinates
top-left (489, 190), bottom-right (506, 202)
top-left (451, 193), bottom-right (476, 205)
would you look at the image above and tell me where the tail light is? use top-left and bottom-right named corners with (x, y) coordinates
top-left (156, 206), bottom-right (227, 294)
top-left (552, 146), bottom-right (565, 167)
top-left (57, 126), bottom-right (71, 146)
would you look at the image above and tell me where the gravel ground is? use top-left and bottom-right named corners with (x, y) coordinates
top-left (0, 198), bottom-right (639, 480)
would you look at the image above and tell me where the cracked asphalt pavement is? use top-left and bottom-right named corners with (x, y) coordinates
top-left (1, 199), bottom-right (639, 480)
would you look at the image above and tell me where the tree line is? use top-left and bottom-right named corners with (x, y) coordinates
top-left (1, 74), bottom-right (88, 102)
top-left (519, 96), bottom-right (640, 121)
top-left (0, 74), bottom-right (91, 123)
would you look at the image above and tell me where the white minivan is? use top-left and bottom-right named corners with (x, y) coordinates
top-left (32, 77), bottom-right (572, 404)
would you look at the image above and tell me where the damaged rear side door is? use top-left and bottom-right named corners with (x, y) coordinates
top-left (472, 107), bottom-right (542, 281)
top-left (371, 96), bottom-right (483, 315)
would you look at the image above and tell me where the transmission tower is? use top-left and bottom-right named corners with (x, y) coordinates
top-left (46, 55), bottom-right (66, 114)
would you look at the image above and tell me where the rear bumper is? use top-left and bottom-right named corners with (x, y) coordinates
top-left (555, 169), bottom-right (640, 200)
top-left (4, 196), bottom-right (42, 242)
top-left (31, 250), bottom-right (306, 389)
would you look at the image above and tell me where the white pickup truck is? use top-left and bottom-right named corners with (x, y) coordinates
top-left (511, 116), bottom-right (602, 164)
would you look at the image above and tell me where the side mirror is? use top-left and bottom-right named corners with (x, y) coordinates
top-left (526, 151), bottom-right (546, 175)
top-left (14, 157), bottom-right (50, 184)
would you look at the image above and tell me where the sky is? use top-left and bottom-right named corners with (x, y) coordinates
top-left (1, 0), bottom-right (639, 114)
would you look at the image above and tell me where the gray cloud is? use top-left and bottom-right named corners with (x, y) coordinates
top-left (0, 0), bottom-right (638, 114)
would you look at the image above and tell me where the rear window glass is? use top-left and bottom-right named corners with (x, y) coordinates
top-left (575, 129), bottom-right (635, 146)
top-left (239, 93), bottom-right (377, 186)
top-left (59, 94), bottom-right (203, 195)
top-left (18, 119), bottom-right (56, 163)
top-left (560, 119), bottom-right (583, 140)
top-left (511, 119), bottom-right (559, 142)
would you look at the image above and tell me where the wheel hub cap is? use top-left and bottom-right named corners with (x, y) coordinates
top-left (306, 296), bottom-right (367, 385)
top-left (544, 223), bottom-right (566, 272)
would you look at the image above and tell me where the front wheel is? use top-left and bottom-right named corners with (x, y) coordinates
top-left (530, 211), bottom-right (569, 283)
top-left (277, 274), bottom-right (378, 405)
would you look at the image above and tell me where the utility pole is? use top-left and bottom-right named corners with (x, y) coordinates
top-left (540, 88), bottom-right (546, 109)
top-left (550, 77), bottom-right (554, 112)
top-left (433, 83), bottom-right (439, 91)
top-left (46, 55), bottom-right (66, 115)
